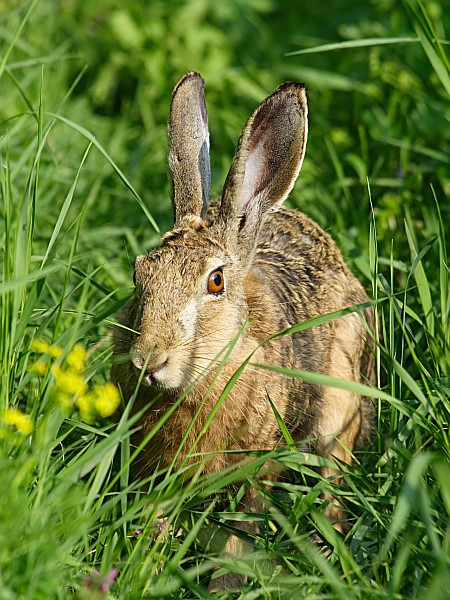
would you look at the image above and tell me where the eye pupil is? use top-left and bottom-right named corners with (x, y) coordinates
top-left (208, 269), bottom-right (224, 294)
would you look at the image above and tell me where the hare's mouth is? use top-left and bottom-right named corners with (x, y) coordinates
top-left (132, 356), bottom-right (188, 391)
top-left (143, 359), bottom-right (169, 387)
top-left (132, 358), bottom-right (169, 388)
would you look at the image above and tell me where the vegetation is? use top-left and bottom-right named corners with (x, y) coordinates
top-left (0, 0), bottom-right (448, 597)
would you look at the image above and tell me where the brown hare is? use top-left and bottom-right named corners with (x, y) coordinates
top-left (112, 72), bottom-right (374, 591)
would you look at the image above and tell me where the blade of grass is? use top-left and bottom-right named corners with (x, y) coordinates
top-left (0, 0), bottom-right (39, 79)
top-left (48, 112), bottom-right (160, 233)
top-left (379, 452), bottom-right (432, 560)
top-left (404, 217), bottom-right (435, 335)
top-left (287, 36), bottom-right (422, 56)
top-left (402, 0), bottom-right (450, 96)
top-left (41, 142), bottom-right (93, 269)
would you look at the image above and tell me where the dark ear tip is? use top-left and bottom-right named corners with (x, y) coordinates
top-left (272, 81), bottom-right (307, 106)
top-left (173, 71), bottom-right (204, 96)
top-left (275, 81), bottom-right (306, 93)
top-left (257, 81), bottom-right (307, 118)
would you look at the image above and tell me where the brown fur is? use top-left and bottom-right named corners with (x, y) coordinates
top-left (111, 72), bottom-right (375, 591)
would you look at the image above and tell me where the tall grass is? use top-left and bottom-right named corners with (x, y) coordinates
top-left (0, 0), bottom-right (449, 598)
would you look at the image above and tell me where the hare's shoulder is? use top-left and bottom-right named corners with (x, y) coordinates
top-left (254, 207), bottom-right (365, 321)
top-left (258, 206), bottom-right (346, 271)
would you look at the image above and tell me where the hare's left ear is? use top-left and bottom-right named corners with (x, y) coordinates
top-left (219, 82), bottom-right (307, 252)
top-left (168, 72), bottom-right (211, 226)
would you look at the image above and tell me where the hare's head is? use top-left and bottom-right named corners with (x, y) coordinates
top-left (127, 72), bottom-right (308, 391)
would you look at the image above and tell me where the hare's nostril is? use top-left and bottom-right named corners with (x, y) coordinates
top-left (132, 351), bottom-right (169, 386)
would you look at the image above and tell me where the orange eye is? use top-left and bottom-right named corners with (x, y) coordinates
top-left (207, 269), bottom-right (225, 294)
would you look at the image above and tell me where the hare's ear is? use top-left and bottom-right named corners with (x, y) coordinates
top-left (168, 72), bottom-right (211, 226)
top-left (219, 82), bottom-right (307, 252)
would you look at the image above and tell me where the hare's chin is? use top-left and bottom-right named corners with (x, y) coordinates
top-left (133, 364), bottom-right (183, 392)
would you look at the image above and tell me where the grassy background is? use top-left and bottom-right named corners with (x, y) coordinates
top-left (0, 0), bottom-right (449, 598)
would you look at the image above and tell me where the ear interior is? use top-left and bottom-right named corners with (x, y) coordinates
top-left (220, 82), bottom-right (308, 245)
top-left (241, 89), bottom-right (307, 211)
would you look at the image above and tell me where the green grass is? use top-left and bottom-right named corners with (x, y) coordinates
top-left (0, 0), bottom-right (449, 598)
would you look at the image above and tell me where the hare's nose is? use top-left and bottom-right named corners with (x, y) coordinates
top-left (145, 359), bottom-right (169, 387)
top-left (131, 349), bottom-right (169, 383)
top-left (132, 350), bottom-right (168, 371)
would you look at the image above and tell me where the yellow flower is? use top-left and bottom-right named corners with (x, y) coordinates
top-left (75, 393), bottom-right (95, 423)
top-left (2, 407), bottom-right (34, 436)
top-left (66, 344), bottom-right (88, 373)
top-left (31, 339), bottom-right (51, 354)
top-left (54, 391), bottom-right (74, 412)
top-left (31, 339), bottom-right (62, 358)
top-left (93, 382), bottom-right (120, 418)
top-left (52, 366), bottom-right (87, 397)
top-left (49, 345), bottom-right (63, 359)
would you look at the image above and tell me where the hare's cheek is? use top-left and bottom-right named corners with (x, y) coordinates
top-left (178, 299), bottom-right (199, 340)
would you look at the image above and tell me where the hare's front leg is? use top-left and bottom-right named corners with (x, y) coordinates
top-left (208, 486), bottom-right (261, 593)
top-left (316, 398), bottom-right (362, 533)
top-left (316, 313), bottom-right (372, 532)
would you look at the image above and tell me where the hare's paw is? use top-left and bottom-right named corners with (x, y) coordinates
top-left (208, 571), bottom-right (247, 594)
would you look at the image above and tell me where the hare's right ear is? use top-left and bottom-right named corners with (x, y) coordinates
top-left (168, 72), bottom-right (211, 226)
top-left (219, 82), bottom-right (307, 257)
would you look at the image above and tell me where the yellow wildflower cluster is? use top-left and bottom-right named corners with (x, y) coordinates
top-left (30, 339), bottom-right (120, 423)
top-left (1, 407), bottom-right (34, 436)
top-left (75, 382), bottom-right (121, 423)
